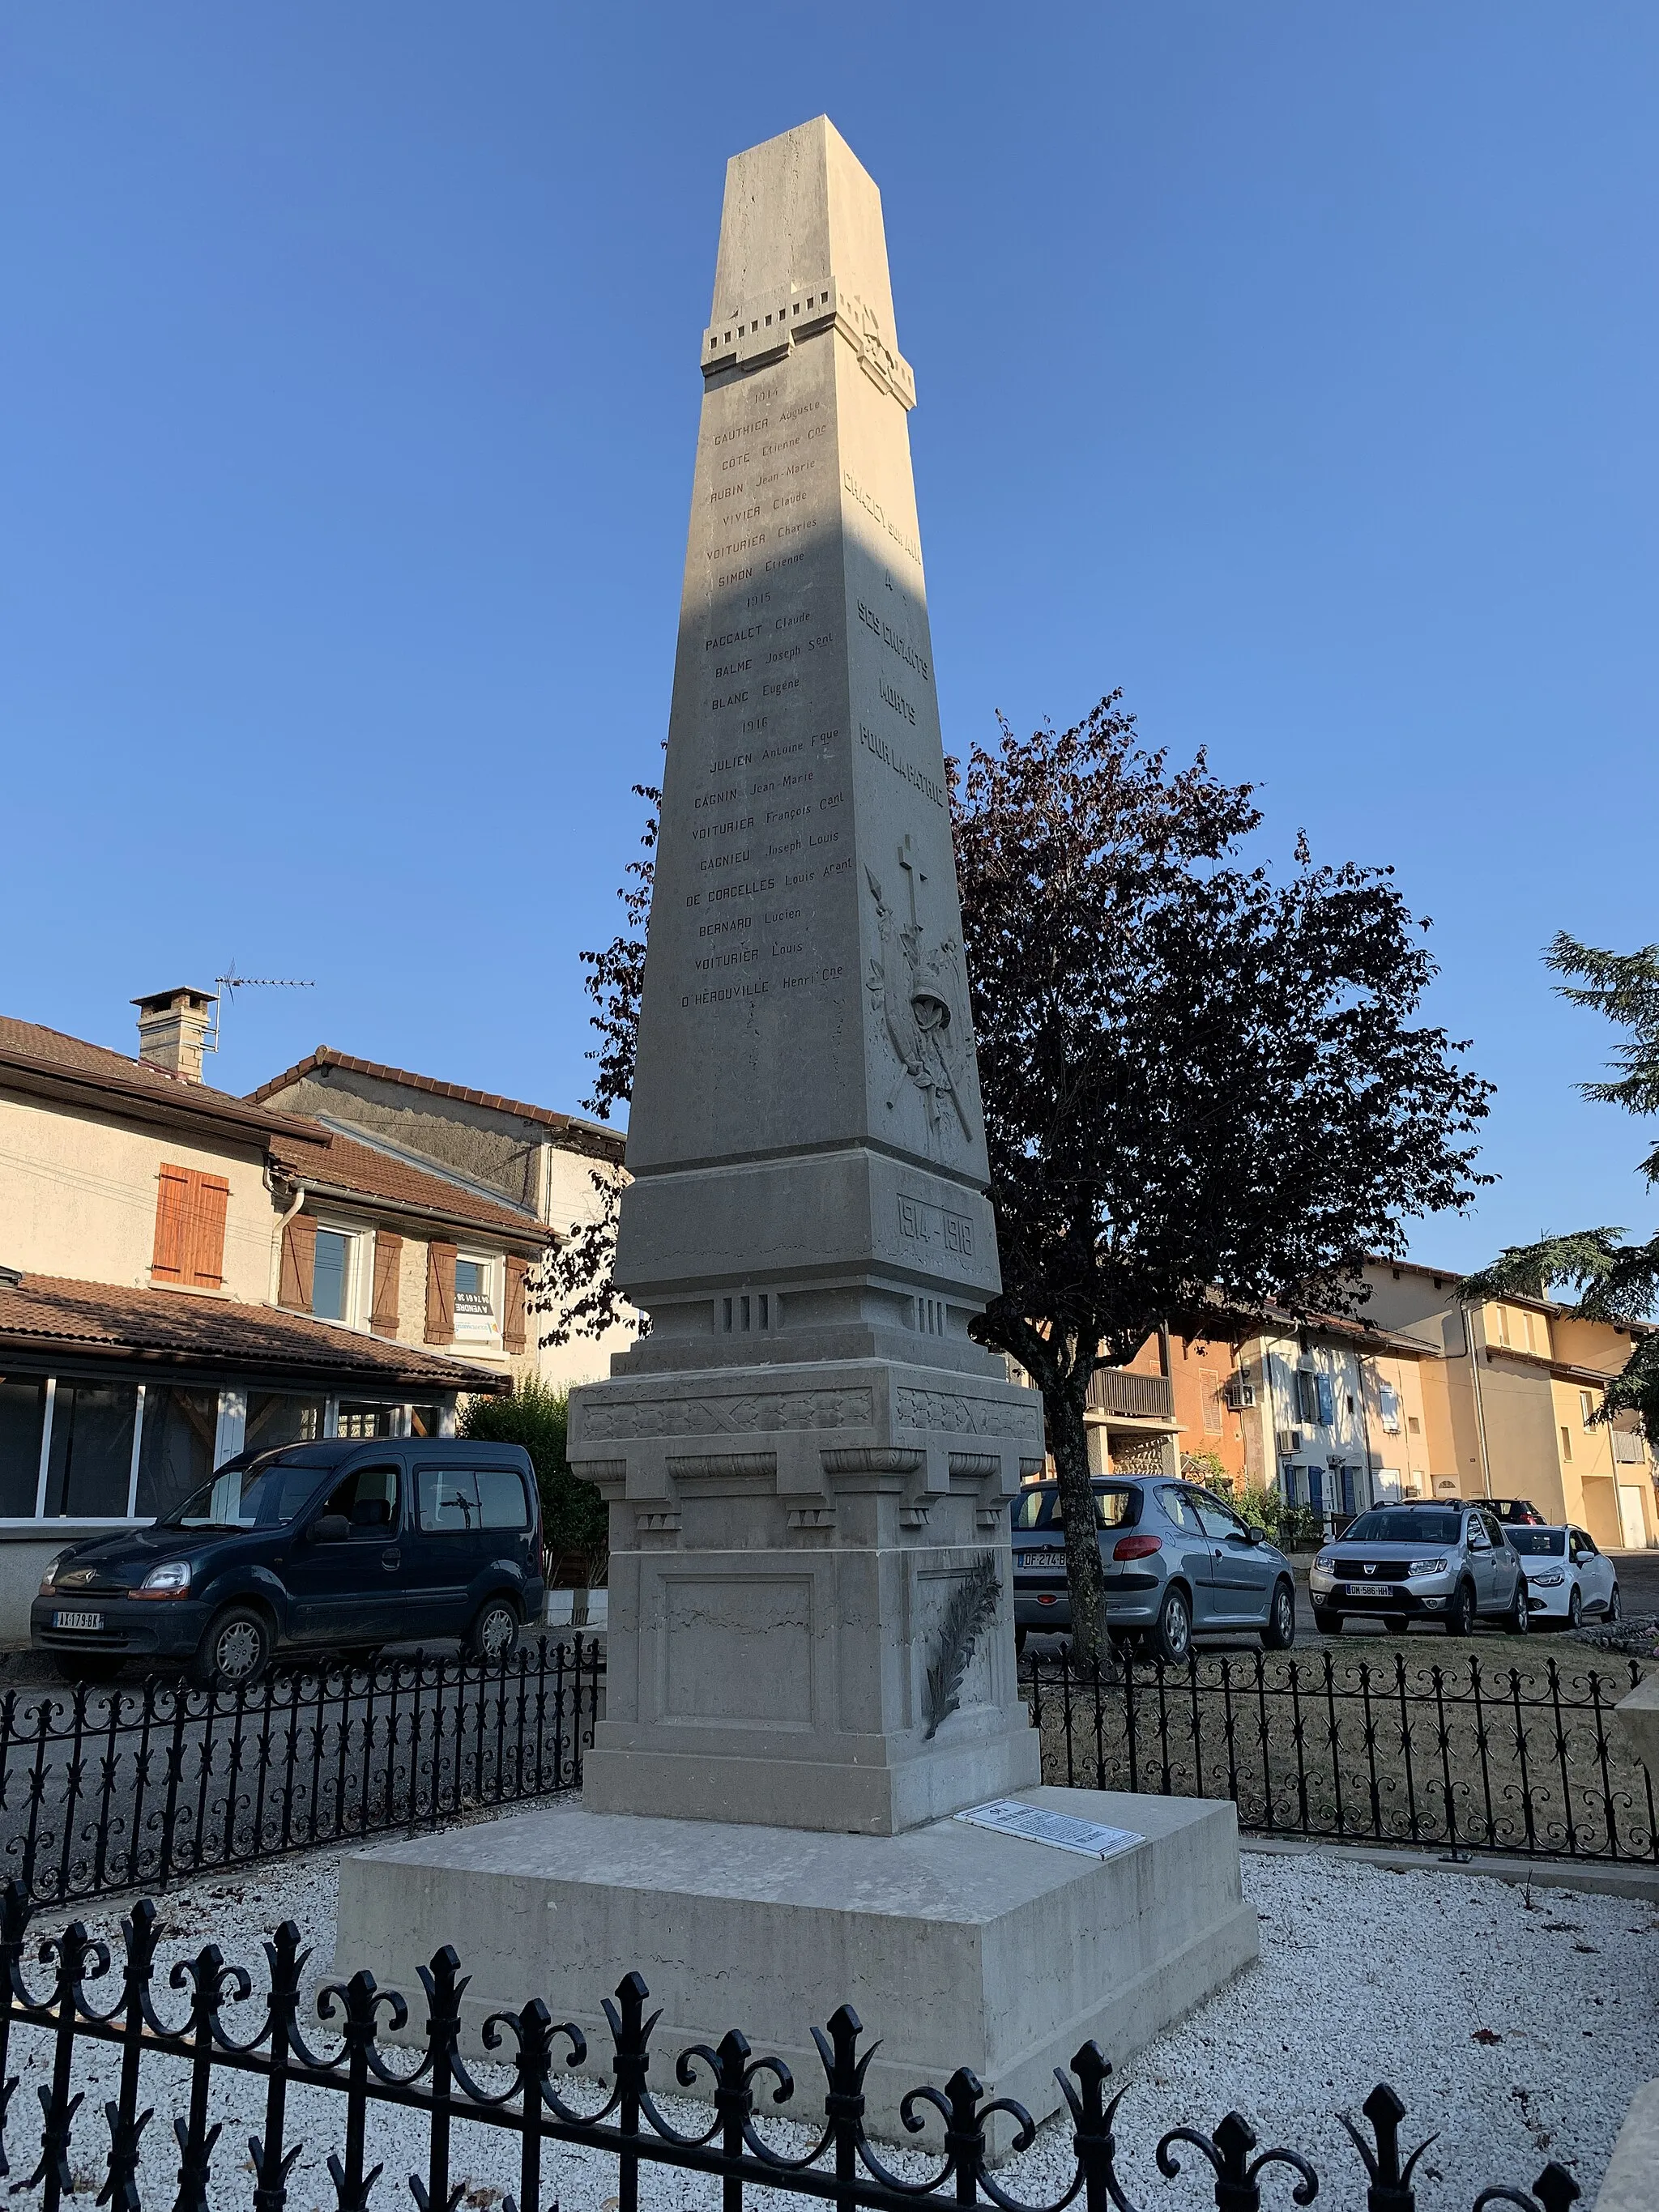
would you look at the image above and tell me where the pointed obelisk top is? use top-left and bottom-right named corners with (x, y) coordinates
top-left (710, 115), bottom-right (898, 348)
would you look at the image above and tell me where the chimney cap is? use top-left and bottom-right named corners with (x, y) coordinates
top-left (131, 986), bottom-right (218, 1014)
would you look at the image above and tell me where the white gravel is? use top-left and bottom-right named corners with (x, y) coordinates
top-left (7, 1841), bottom-right (1654, 2210)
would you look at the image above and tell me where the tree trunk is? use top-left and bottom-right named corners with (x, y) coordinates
top-left (1046, 1376), bottom-right (1109, 1666)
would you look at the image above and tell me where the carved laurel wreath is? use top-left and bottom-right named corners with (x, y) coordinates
top-left (921, 1554), bottom-right (1000, 1740)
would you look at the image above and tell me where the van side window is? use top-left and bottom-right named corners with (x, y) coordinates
top-left (478, 1468), bottom-right (531, 1530)
top-left (322, 1464), bottom-right (400, 1538)
top-left (417, 1467), bottom-right (531, 1533)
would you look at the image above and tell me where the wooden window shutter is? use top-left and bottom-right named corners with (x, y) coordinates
top-left (503, 1255), bottom-right (528, 1353)
top-left (279, 1215), bottom-right (318, 1311)
top-left (370, 1234), bottom-right (403, 1339)
top-left (187, 1174), bottom-right (229, 1289)
top-left (425, 1242), bottom-right (457, 1345)
top-left (151, 1166), bottom-right (191, 1281)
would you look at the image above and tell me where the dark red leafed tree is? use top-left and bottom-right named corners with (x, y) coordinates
top-left (953, 699), bottom-right (1491, 1661)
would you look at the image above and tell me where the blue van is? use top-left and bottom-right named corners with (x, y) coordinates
top-left (31, 1438), bottom-right (545, 1687)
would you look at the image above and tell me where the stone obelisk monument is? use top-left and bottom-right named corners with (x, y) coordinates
top-left (572, 113), bottom-right (1043, 1835)
top-left (335, 120), bottom-right (1256, 2131)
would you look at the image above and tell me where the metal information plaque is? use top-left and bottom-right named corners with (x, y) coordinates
top-left (954, 1799), bottom-right (1145, 1860)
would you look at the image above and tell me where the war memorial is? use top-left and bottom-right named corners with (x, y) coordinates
top-left (335, 116), bottom-right (1257, 2133)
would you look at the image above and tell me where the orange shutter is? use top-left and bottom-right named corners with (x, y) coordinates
top-left (370, 1234), bottom-right (403, 1339)
top-left (425, 1242), bottom-right (457, 1344)
top-left (151, 1166), bottom-right (191, 1281)
top-left (279, 1215), bottom-right (318, 1311)
top-left (503, 1255), bottom-right (528, 1352)
top-left (187, 1174), bottom-right (229, 1289)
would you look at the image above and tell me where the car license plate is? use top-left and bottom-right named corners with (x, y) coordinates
top-left (1344, 1583), bottom-right (1388, 1598)
top-left (52, 1609), bottom-right (104, 1632)
top-left (1018, 1553), bottom-right (1052, 1570)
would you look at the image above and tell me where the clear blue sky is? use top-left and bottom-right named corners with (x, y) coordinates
top-left (3, 5), bottom-right (1654, 1272)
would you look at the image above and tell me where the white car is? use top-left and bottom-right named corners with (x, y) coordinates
top-left (1504, 1524), bottom-right (1621, 1629)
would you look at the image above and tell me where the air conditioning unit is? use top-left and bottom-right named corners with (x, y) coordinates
top-left (1223, 1375), bottom-right (1256, 1409)
top-left (1276, 1429), bottom-right (1303, 1458)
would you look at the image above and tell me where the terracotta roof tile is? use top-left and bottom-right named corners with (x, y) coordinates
top-left (268, 1125), bottom-right (551, 1242)
top-left (248, 1046), bottom-right (624, 1158)
top-left (0, 1016), bottom-right (310, 1138)
top-left (0, 1274), bottom-right (506, 1392)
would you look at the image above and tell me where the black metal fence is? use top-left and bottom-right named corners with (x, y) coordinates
top-left (0, 1881), bottom-right (1581, 2212)
top-left (0, 1636), bottom-right (602, 1910)
top-left (1024, 1647), bottom-right (1657, 1863)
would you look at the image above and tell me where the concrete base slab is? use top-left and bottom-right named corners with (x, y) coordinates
top-left (1594, 2078), bottom-right (1659, 2212)
top-left (335, 1787), bottom-right (1258, 2142)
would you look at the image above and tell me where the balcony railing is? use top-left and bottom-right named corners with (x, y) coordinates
top-left (1085, 1366), bottom-right (1175, 1421)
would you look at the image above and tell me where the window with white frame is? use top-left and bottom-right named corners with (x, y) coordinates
top-left (453, 1255), bottom-right (499, 1338)
top-left (311, 1228), bottom-right (360, 1325)
top-left (1377, 1379), bottom-right (1402, 1434)
top-left (1580, 1388), bottom-right (1597, 1429)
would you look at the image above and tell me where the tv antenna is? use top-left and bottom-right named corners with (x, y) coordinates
top-left (204, 964), bottom-right (317, 1056)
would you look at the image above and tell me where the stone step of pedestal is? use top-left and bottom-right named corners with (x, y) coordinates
top-left (333, 1785), bottom-right (1260, 2147)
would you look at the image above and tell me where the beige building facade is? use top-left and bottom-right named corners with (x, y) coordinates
top-left (0, 991), bottom-right (574, 1639)
top-left (249, 1047), bottom-right (635, 1392)
top-left (1360, 1259), bottom-right (1655, 1549)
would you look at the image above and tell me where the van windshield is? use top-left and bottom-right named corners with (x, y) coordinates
top-left (161, 1456), bottom-right (328, 1531)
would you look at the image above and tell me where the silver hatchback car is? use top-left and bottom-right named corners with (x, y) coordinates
top-left (1307, 1502), bottom-right (1530, 1636)
top-left (1010, 1476), bottom-right (1297, 1663)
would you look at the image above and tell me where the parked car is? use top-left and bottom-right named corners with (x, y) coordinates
top-left (1504, 1524), bottom-right (1622, 1629)
top-left (1487, 1498), bottom-right (1547, 1527)
top-left (32, 1438), bottom-right (545, 1688)
top-left (1307, 1502), bottom-right (1529, 1636)
top-left (1010, 1477), bottom-right (1297, 1663)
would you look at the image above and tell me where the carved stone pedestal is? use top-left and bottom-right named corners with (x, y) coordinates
top-left (568, 1353), bottom-right (1045, 1835)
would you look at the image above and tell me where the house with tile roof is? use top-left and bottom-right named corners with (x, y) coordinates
top-left (247, 1045), bottom-right (635, 1393)
top-left (0, 987), bottom-right (558, 1636)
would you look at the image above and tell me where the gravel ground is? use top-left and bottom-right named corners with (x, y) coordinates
top-left (6, 1840), bottom-right (1654, 2210)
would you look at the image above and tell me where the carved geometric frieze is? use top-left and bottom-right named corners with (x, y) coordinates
top-left (894, 1388), bottom-right (1041, 1440)
top-left (582, 1388), bottom-right (876, 1443)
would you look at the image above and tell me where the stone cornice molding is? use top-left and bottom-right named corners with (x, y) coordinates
top-left (702, 277), bottom-right (916, 409)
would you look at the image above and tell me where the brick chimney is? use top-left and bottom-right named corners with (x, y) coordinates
top-left (132, 987), bottom-right (217, 1084)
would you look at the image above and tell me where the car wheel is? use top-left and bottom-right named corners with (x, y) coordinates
top-left (1014, 1624), bottom-right (1029, 1656)
top-left (1567, 1587), bottom-right (1583, 1630)
top-left (191, 1605), bottom-right (272, 1691)
top-left (1150, 1585), bottom-right (1192, 1666)
top-left (1312, 1605), bottom-right (1341, 1636)
top-left (1444, 1580), bottom-right (1475, 1638)
top-left (468, 1596), bottom-right (521, 1664)
top-left (1608, 1581), bottom-right (1622, 1622)
top-left (1504, 1577), bottom-right (1531, 1636)
top-left (1384, 1617), bottom-right (1410, 1634)
top-left (1263, 1579), bottom-right (1297, 1651)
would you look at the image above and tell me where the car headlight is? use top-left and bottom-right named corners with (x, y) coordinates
top-left (1529, 1570), bottom-right (1564, 1588)
top-left (134, 1559), bottom-right (192, 1599)
top-left (1408, 1557), bottom-right (1448, 1576)
top-left (37, 1551), bottom-right (70, 1596)
top-left (1314, 1551), bottom-right (1336, 1571)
